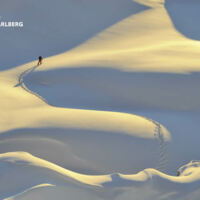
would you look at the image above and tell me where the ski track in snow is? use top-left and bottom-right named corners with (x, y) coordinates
top-left (17, 64), bottom-right (169, 172)
top-left (17, 65), bottom-right (49, 105)
top-left (151, 119), bottom-right (168, 171)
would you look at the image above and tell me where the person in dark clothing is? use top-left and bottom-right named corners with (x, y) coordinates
top-left (38, 56), bottom-right (43, 65)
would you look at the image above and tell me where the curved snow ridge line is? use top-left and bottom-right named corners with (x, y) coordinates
top-left (0, 152), bottom-right (199, 189)
top-left (4, 184), bottom-right (55, 200)
top-left (18, 66), bottom-right (169, 168)
top-left (17, 65), bottom-right (49, 105)
top-left (18, 65), bottom-right (170, 170)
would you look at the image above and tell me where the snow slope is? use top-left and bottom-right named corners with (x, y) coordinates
top-left (1, 152), bottom-right (200, 200)
top-left (0, 0), bottom-right (200, 199)
top-left (0, 0), bottom-right (148, 70)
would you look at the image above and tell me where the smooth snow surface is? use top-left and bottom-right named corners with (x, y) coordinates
top-left (0, 0), bottom-right (200, 199)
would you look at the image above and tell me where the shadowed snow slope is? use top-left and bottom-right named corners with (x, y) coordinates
top-left (165, 0), bottom-right (200, 40)
top-left (0, 0), bottom-right (200, 199)
top-left (25, 67), bottom-right (200, 112)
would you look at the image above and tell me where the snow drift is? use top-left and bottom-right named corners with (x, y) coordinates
top-left (0, 0), bottom-right (200, 199)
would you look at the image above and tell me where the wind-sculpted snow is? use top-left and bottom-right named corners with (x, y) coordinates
top-left (0, 0), bottom-right (148, 70)
top-left (0, 126), bottom-right (169, 175)
top-left (1, 152), bottom-right (200, 200)
top-left (0, 0), bottom-right (200, 199)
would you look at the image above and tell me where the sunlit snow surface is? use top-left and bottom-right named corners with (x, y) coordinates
top-left (0, 0), bottom-right (200, 199)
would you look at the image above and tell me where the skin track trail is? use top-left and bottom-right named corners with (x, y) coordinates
top-left (17, 64), bottom-right (169, 173)
top-left (15, 65), bottom-right (49, 105)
